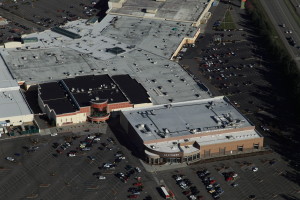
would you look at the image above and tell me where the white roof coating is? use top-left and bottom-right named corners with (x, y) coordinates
top-left (101, 15), bottom-right (198, 58)
top-left (0, 53), bottom-right (32, 120)
top-left (122, 96), bottom-right (259, 142)
top-left (0, 90), bottom-right (32, 119)
top-left (108, 0), bottom-right (209, 22)
top-left (0, 54), bottom-right (19, 91)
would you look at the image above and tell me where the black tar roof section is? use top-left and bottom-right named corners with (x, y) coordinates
top-left (39, 82), bottom-right (77, 114)
top-left (112, 75), bottom-right (151, 104)
top-left (39, 82), bottom-right (66, 100)
top-left (62, 74), bottom-right (128, 107)
top-left (43, 98), bottom-right (77, 115)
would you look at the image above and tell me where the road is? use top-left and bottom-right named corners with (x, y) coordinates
top-left (260, 0), bottom-right (300, 67)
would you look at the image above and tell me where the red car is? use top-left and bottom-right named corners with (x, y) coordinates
top-left (209, 180), bottom-right (216, 184)
top-left (56, 149), bottom-right (63, 154)
top-left (225, 176), bottom-right (233, 182)
top-left (133, 182), bottom-right (143, 186)
top-left (183, 190), bottom-right (191, 195)
top-left (128, 195), bottom-right (138, 199)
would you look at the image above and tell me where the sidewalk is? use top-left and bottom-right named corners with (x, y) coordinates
top-left (140, 160), bottom-right (187, 173)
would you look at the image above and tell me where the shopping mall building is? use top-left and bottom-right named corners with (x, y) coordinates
top-left (120, 96), bottom-right (264, 165)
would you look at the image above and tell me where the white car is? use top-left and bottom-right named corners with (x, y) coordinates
top-left (68, 153), bottom-right (76, 157)
top-left (98, 176), bottom-right (106, 180)
top-left (50, 133), bottom-right (58, 136)
top-left (135, 167), bottom-right (141, 173)
top-left (6, 157), bottom-right (15, 162)
top-left (252, 167), bottom-right (258, 172)
top-left (189, 195), bottom-right (197, 200)
top-left (94, 137), bottom-right (101, 141)
top-left (103, 163), bottom-right (113, 168)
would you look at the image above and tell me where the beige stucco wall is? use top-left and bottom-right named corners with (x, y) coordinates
top-left (56, 112), bottom-right (86, 126)
top-left (4, 41), bottom-right (22, 48)
top-left (193, 0), bottom-right (214, 27)
top-left (0, 114), bottom-right (34, 126)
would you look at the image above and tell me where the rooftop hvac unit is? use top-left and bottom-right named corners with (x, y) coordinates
top-left (163, 128), bottom-right (170, 134)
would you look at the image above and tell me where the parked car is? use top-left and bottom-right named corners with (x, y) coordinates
top-left (183, 190), bottom-right (191, 195)
top-left (128, 195), bottom-right (138, 199)
top-left (133, 182), bottom-right (143, 186)
top-left (252, 167), bottom-right (258, 172)
top-left (135, 167), bottom-right (141, 173)
top-left (6, 157), bottom-right (14, 162)
top-left (231, 182), bottom-right (239, 187)
top-left (98, 176), bottom-right (106, 180)
top-left (88, 156), bottom-right (95, 160)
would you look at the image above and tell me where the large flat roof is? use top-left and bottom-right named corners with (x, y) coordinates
top-left (122, 96), bottom-right (258, 142)
top-left (108, 0), bottom-right (209, 22)
top-left (2, 47), bottom-right (210, 104)
top-left (101, 15), bottom-right (198, 58)
top-left (0, 15), bottom-right (210, 104)
top-left (0, 90), bottom-right (32, 119)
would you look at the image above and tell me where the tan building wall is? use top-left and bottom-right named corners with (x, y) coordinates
top-left (193, 0), bottom-right (214, 27)
top-left (0, 114), bottom-right (34, 126)
top-left (56, 112), bottom-right (86, 126)
top-left (4, 41), bottom-right (22, 48)
top-left (107, 0), bottom-right (127, 10)
top-left (133, 102), bottom-right (153, 108)
top-left (170, 28), bottom-right (201, 60)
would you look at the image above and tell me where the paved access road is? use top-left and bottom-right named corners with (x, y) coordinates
top-left (260, 0), bottom-right (300, 67)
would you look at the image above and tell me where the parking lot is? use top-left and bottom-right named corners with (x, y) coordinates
top-left (156, 153), bottom-right (300, 200)
top-left (0, 123), bottom-right (161, 200)
top-left (0, 0), bottom-right (102, 44)
top-left (179, 0), bottom-right (300, 141)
